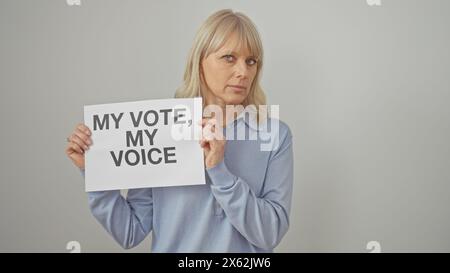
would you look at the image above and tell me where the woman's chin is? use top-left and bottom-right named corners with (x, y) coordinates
top-left (224, 98), bottom-right (246, 105)
top-left (223, 93), bottom-right (247, 105)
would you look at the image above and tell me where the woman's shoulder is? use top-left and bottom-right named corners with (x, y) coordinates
top-left (261, 117), bottom-right (292, 138)
top-left (254, 117), bottom-right (292, 152)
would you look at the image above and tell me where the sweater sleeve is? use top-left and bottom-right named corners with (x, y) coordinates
top-left (81, 169), bottom-right (153, 249)
top-left (206, 126), bottom-right (294, 250)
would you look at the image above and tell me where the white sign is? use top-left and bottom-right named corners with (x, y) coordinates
top-left (83, 97), bottom-right (205, 192)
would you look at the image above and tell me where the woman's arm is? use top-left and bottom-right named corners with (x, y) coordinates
top-left (206, 126), bottom-right (293, 250)
top-left (81, 170), bottom-right (153, 249)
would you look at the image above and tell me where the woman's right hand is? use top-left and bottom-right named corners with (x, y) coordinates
top-left (65, 123), bottom-right (92, 170)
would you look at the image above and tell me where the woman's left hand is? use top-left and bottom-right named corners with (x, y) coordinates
top-left (199, 118), bottom-right (226, 169)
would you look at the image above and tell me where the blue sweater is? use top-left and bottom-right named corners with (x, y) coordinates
top-left (81, 116), bottom-right (293, 252)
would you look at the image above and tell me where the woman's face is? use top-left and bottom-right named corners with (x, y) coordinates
top-left (201, 32), bottom-right (258, 106)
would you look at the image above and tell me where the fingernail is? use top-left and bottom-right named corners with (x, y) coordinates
top-left (86, 130), bottom-right (91, 135)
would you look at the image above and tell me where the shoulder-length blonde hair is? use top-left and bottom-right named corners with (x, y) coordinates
top-left (175, 9), bottom-right (266, 109)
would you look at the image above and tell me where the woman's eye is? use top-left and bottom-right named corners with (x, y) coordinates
top-left (246, 58), bottom-right (257, 66)
top-left (223, 55), bottom-right (235, 62)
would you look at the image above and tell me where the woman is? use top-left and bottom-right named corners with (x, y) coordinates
top-left (65, 9), bottom-right (293, 252)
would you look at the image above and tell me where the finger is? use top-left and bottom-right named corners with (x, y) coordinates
top-left (200, 140), bottom-right (210, 149)
top-left (200, 118), bottom-right (210, 127)
top-left (204, 122), bottom-right (224, 140)
top-left (206, 118), bottom-right (216, 125)
top-left (203, 119), bottom-right (217, 132)
top-left (67, 142), bottom-right (84, 155)
top-left (203, 126), bottom-right (214, 140)
top-left (77, 123), bottom-right (91, 136)
top-left (70, 134), bottom-right (89, 150)
top-left (71, 142), bottom-right (85, 154)
top-left (200, 139), bottom-right (208, 147)
top-left (201, 117), bottom-right (218, 126)
top-left (207, 119), bottom-right (220, 132)
top-left (72, 131), bottom-right (90, 148)
top-left (74, 128), bottom-right (92, 146)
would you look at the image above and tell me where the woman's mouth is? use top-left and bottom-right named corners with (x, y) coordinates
top-left (228, 85), bottom-right (247, 92)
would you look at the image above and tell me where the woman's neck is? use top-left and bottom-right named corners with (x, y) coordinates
top-left (203, 97), bottom-right (244, 128)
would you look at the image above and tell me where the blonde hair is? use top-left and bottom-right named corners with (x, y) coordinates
top-left (175, 9), bottom-right (267, 111)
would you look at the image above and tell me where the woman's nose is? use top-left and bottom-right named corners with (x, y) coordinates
top-left (234, 60), bottom-right (249, 78)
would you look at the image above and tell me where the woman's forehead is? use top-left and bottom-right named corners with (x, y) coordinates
top-left (217, 38), bottom-right (254, 56)
top-left (208, 29), bottom-right (260, 58)
top-left (221, 47), bottom-right (252, 56)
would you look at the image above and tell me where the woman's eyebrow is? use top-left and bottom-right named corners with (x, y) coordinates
top-left (221, 50), bottom-right (238, 55)
top-left (222, 50), bottom-right (256, 58)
